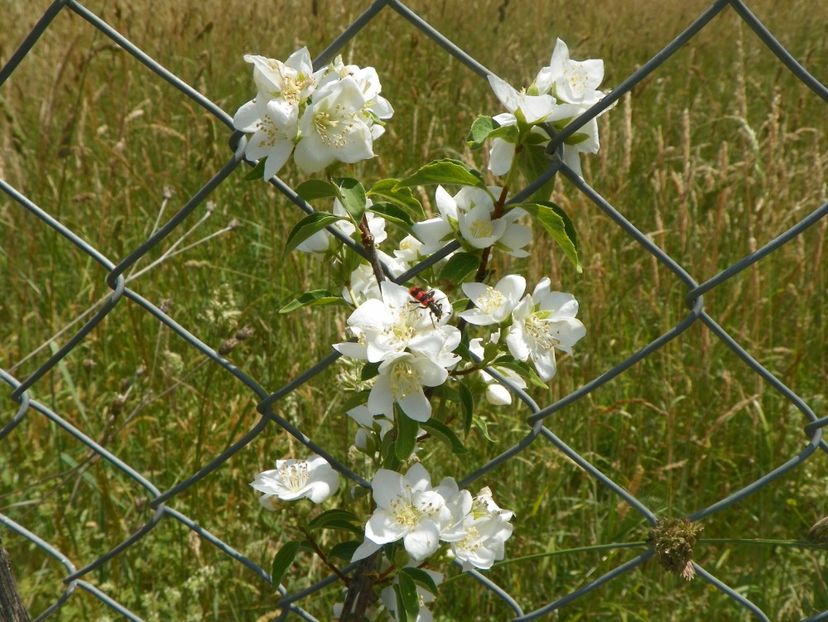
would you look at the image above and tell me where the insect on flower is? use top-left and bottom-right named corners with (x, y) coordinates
top-left (408, 286), bottom-right (443, 321)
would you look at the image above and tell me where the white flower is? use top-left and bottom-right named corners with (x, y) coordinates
top-left (534, 38), bottom-right (605, 105)
top-left (495, 207), bottom-right (532, 258)
top-left (294, 77), bottom-right (374, 173)
top-left (487, 74), bottom-right (556, 124)
top-left (250, 454), bottom-right (339, 506)
top-left (411, 185), bottom-right (458, 255)
top-left (485, 39), bottom-right (607, 179)
top-left (233, 97), bottom-right (299, 179)
top-left (394, 234), bottom-right (424, 265)
top-left (359, 464), bottom-right (453, 562)
top-left (449, 487), bottom-right (513, 571)
top-left (346, 404), bottom-right (394, 452)
top-left (468, 336), bottom-right (527, 406)
top-left (342, 264), bottom-right (382, 308)
top-left (507, 277), bottom-right (586, 381)
top-left (296, 197), bottom-right (386, 254)
top-left (336, 281), bottom-right (457, 364)
top-left (414, 186), bottom-right (531, 257)
top-left (244, 48), bottom-right (316, 104)
top-left (459, 275), bottom-right (525, 326)
top-left (314, 55), bottom-right (394, 138)
top-left (368, 352), bottom-right (448, 422)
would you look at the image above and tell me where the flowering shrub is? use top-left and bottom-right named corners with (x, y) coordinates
top-left (238, 40), bottom-right (609, 620)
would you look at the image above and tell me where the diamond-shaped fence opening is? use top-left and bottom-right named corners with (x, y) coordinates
top-left (1, 0), bottom-right (826, 620)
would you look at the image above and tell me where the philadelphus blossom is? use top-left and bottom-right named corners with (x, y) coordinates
top-left (369, 352), bottom-right (449, 422)
top-left (487, 38), bottom-right (608, 178)
top-left (233, 47), bottom-right (392, 177)
top-left (335, 281), bottom-right (460, 421)
top-left (459, 275), bottom-right (526, 326)
top-left (447, 487), bottom-right (514, 570)
top-left (296, 197), bottom-right (387, 254)
top-left (250, 454), bottom-right (339, 507)
top-left (507, 277), bottom-right (586, 381)
top-left (413, 185), bottom-right (531, 258)
top-left (353, 464), bottom-right (513, 569)
top-left (468, 336), bottom-right (527, 406)
top-left (336, 281), bottom-right (459, 364)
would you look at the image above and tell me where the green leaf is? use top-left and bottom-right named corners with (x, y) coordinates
top-left (369, 202), bottom-right (414, 229)
top-left (517, 143), bottom-right (556, 203)
top-left (395, 409), bottom-right (419, 460)
top-left (564, 132), bottom-right (591, 146)
top-left (328, 540), bottom-right (362, 562)
top-left (467, 115), bottom-right (496, 149)
top-left (393, 585), bottom-right (409, 622)
top-left (368, 178), bottom-right (423, 215)
top-left (333, 177), bottom-right (367, 223)
top-left (421, 419), bottom-right (466, 454)
top-left (278, 289), bottom-right (347, 314)
top-left (381, 432), bottom-right (401, 470)
top-left (361, 362), bottom-right (380, 381)
top-left (244, 158), bottom-right (267, 180)
top-left (400, 567), bottom-right (439, 596)
top-left (271, 541), bottom-right (301, 587)
top-left (457, 381), bottom-right (474, 435)
top-left (492, 356), bottom-right (548, 389)
top-left (284, 212), bottom-right (346, 254)
top-left (397, 158), bottom-right (487, 191)
top-left (340, 245), bottom-right (363, 277)
top-left (317, 519), bottom-right (363, 535)
top-left (397, 572), bottom-right (420, 620)
top-left (308, 509), bottom-right (361, 531)
top-left (438, 252), bottom-right (480, 284)
top-left (490, 124), bottom-right (519, 143)
top-left (295, 178), bottom-right (338, 202)
top-left (472, 414), bottom-right (497, 442)
top-left (514, 201), bottom-right (581, 272)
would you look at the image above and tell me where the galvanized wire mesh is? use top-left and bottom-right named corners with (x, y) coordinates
top-left (1, 0), bottom-right (826, 620)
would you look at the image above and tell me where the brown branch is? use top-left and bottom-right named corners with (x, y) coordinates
top-left (338, 550), bottom-right (381, 621)
top-left (299, 528), bottom-right (350, 586)
top-left (358, 215), bottom-right (386, 286)
top-left (0, 539), bottom-right (30, 622)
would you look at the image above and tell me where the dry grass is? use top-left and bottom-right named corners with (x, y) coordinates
top-left (1, 0), bottom-right (826, 620)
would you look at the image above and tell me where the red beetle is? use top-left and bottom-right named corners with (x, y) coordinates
top-left (408, 286), bottom-right (443, 320)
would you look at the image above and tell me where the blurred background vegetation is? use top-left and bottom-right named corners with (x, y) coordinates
top-left (0, 0), bottom-right (826, 619)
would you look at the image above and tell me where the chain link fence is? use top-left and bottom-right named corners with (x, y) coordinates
top-left (1, 0), bottom-right (826, 620)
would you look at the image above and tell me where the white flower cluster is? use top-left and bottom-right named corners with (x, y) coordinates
top-left (245, 38), bottom-right (611, 617)
top-left (413, 185), bottom-right (531, 258)
top-left (335, 281), bottom-right (460, 423)
top-left (352, 463), bottom-right (513, 571)
top-left (488, 38), bottom-right (608, 178)
top-left (234, 48), bottom-right (393, 178)
top-left (461, 275), bottom-right (586, 383)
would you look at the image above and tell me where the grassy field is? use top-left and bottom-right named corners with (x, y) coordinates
top-left (1, 0), bottom-right (827, 620)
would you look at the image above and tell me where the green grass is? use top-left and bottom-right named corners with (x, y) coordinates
top-left (1, 0), bottom-right (827, 620)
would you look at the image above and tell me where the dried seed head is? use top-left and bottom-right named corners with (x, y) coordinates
top-left (218, 338), bottom-right (239, 356)
top-left (649, 518), bottom-right (704, 578)
top-left (235, 325), bottom-right (255, 341)
top-left (807, 516), bottom-right (828, 544)
top-left (111, 393), bottom-right (128, 415)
